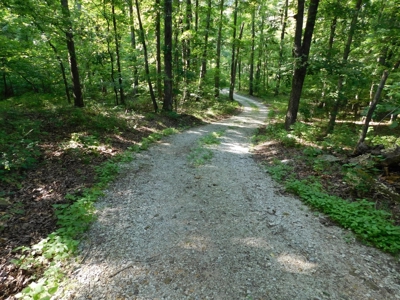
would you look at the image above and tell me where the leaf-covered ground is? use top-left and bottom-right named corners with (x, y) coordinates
top-left (252, 126), bottom-right (400, 227)
top-left (0, 105), bottom-right (239, 299)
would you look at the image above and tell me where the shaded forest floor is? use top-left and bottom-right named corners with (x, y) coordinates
top-left (0, 95), bottom-right (240, 299)
top-left (2, 92), bottom-right (400, 298)
top-left (252, 133), bottom-right (400, 227)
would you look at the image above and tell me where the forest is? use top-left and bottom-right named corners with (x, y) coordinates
top-left (0, 0), bottom-right (400, 298)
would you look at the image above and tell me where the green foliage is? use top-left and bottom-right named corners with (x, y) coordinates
top-left (370, 132), bottom-right (400, 149)
top-left (11, 123), bottom-right (181, 299)
top-left (255, 93), bottom-right (400, 252)
top-left (324, 124), bottom-right (358, 152)
top-left (285, 178), bottom-right (400, 253)
top-left (200, 131), bottom-right (224, 145)
top-left (212, 100), bottom-right (240, 116)
top-left (0, 108), bottom-right (42, 184)
top-left (265, 160), bottom-right (294, 181)
top-left (188, 131), bottom-right (225, 166)
top-left (303, 146), bottom-right (323, 157)
top-left (342, 160), bottom-right (379, 196)
top-left (246, 101), bottom-right (259, 112)
top-left (188, 147), bottom-right (214, 166)
top-left (263, 155), bottom-right (400, 253)
top-left (251, 123), bottom-right (297, 148)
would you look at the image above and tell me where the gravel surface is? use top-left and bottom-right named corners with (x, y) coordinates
top-left (59, 94), bottom-right (400, 300)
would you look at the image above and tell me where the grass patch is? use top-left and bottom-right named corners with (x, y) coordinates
top-left (188, 131), bottom-right (225, 166)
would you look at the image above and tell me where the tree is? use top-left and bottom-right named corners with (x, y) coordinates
top-left (163, 0), bottom-right (173, 111)
top-left (326, 0), bottom-right (363, 134)
top-left (60, 0), bottom-right (84, 107)
top-left (284, 0), bottom-right (320, 130)
top-left (111, 0), bottom-right (125, 105)
top-left (127, 0), bottom-right (139, 98)
top-left (248, 3), bottom-right (256, 96)
top-left (155, 0), bottom-right (163, 101)
top-left (214, 0), bottom-right (224, 98)
top-left (274, 0), bottom-right (289, 96)
top-left (197, 0), bottom-right (212, 97)
top-left (135, 0), bottom-right (158, 112)
top-left (229, 0), bottom-right (239, 100)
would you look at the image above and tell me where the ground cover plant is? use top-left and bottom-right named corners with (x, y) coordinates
top-left (187, 130), bottom-right (225, 166)
top-left (0, 93), bottom-right (240, 299)
top-left (252, 93), bottom-right (400, 255)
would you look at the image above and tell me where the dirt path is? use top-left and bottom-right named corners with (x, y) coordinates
top-left (59, 94), bottom-right (400, 300)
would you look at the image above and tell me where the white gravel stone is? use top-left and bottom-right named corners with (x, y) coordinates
top-left (56, 93), bottom-right (400, 300)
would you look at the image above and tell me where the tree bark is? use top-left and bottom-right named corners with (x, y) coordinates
top-left (230, 22), bottom-right (244, 95)
top-left (255, 13), bottom-right (265, 95)
top-left (48, 41), bottom-right (71, 104)
top-left (229, 0), bottom-right (239, 100)
top-left (61, 0), bottom-right (84, 107)
top-left (249, 5), bottom-right (256, 95)
top-left (326, 0), bottom-right (363, 134)
top-left (284, 0), bottom-right (320, 130)
top-left (155, 0), bottom-right (163, 101)
top-left (104, 3), bottom-right (119, 105)
top-left (197, 0), bottom-right (212, 97)
top-left (274, 0), bottom-right (288, 96)
top-left (128, 0), bottom-right (139, 98)
top-left (355, 60), bottom-right (400, 152)
top-left (135, 0), bottom-right (158, 112)
top-left (184, 0), bottom-right (192, 71)
top-left (112, 1), bottom-right (125, 105)
top-left (214, 0), bottom-right (224, 98)
top-left (163, 0), bottom-right (173, 111)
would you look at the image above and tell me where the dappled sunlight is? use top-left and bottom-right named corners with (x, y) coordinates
top-left (233, 237), bottom-right (272, 250)
top-left (277, 253), bottom-right (318, 274)
top-left (219, 142), bottom-right (249, 154)
top-left (178, 235), bottom-right (209, 252)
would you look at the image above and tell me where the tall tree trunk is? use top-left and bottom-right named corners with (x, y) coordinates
top-left (230, 22), bottom-right (245, 97)
top-left (197, 0), bottom-right (212, 97)
top-left (2, 58), bottom-right (14, 98)
top-left (229, 0), bottom-right (239, 100)
top-left (128, 0), bottom-right (139, 98)
top-left (163, 0), bottom-right (173, 111)
top-left (355, 60), bottom-right (400, 152)
top-left (135, 0), bottom-right (158, 112)
top-left (326, 0), bottom-right (363, 134)
top-left (182, 0), bottom-right (192, 101)
top-left (249, 5), bottom-right (256, 95)
top-left (48, 41), bottom-right (71, 104)
top-left (173, 0), bottom-right (181, 88)
top-left (274, 0), bottom-right (288, 96)
top-left (195, 0), bottom-right (199, 32)
top-left (284, 0), bottom-right (320, 130)
top-left (214, 0), bottom-right (224, 98)
top-left (255, 15), bottom-right (265, 95)
top-left (104, 3), bottom-right (119, 105)
top-left (184, 0), bottom-right (192, 71)
top-left (238, 58), bottom-right (241, 91)
top-left (319, 15), bottom-right (337, 107)
top-left (61, 0), bottom-right (84, 107)
top-left (112, 1), bottom-right (125, 105)
top-left (155, 0), bottom-right (163, 101)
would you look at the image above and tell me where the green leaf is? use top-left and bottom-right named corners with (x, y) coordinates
top-left (389, 121), bottom-right (398, 129)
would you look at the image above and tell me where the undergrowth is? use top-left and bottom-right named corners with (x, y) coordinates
top-left (6, 92), bottom-right (238, 299)
top-left (12, 127), bottom-right (179, 299)
top-left (188, 131), bottom-right (225, 166)
top-left (254, 93), bottom-right (400, 254)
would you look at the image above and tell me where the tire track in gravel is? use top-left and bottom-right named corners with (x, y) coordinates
top-left (59, 93), bottom-right (400, 300)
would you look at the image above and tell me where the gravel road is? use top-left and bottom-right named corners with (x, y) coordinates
top-left (59, 94), bottom-right (400, 300)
